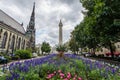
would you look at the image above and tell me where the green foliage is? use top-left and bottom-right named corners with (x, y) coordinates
top-left (69, 35), bottom-right (79, 53)
top-left (97, 54), bottom-right (104, 58)
top-left (4, 55), bottom-right (11, 62)
top-left (14, 50), bottom-right (32, 59)
top-left (26, 48), bottom-right (32, 53)
top-left (63, 42), bottom-right (69, 52)
top-left (0, 75), bottom-right (6, 80)
top-left (38, 64), bottom-right (58, 78)
top-left (24, 73), bottom-right (39, 80)
top-left (88, 69), bottom-right (102, 79)
top-left (70, 0), bottom-right (120, 58)
top-left (41, 41), bottom-right (51, 54)
top-left (1, 55), bottom-right (120, 80)
top-left (0, 53), bottom-right (2, 56)
top-left (12, 55), bottom-right (20, 60)
top-left (56, 45), bottom-right (66, 52)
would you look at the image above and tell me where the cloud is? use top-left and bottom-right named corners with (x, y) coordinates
top-left (0, 0), bottom-right (84, 47)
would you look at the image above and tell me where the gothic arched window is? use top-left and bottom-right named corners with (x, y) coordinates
top-left (0, 29), bottom-right (3, 39)
top-left (22, 40), bottom-right (25, 49)
top-left (10, 35), bottom-right (15, 51)
top-left (1, 31), bottom-right (8, 48)
top-left (18, 38), bottom-right (21, 49)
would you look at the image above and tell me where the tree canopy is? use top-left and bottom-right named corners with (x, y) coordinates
top-left (70, 0), bottom-right (120, 57)
top-left (41, 41), bottom-right (51, 54)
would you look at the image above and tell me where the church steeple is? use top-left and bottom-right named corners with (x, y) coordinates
top-left (26, 2), bottom-right (36, 52)
top-left (29, 2), bottom-right (35, 29)
top-left (31, 2), bottom-right (35, 18)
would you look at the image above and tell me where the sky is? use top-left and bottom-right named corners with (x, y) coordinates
top-left (0, 0), bottom-right (84, 47)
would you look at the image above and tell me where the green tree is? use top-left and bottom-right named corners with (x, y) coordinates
top-left (41, 41), bottom-right (51, 54)
top-left (69, 32), bottom-right (79, 54)
top-left (95, 0), bottom-right (120, 58)
top-left (72, 0), bottom-right (120, 58)
top-left (72, 21), bottom-right (99, 54)
top-left (63, 42), bottom-right (69, 52)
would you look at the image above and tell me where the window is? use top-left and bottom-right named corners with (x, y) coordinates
top-left (22, 40), bottom-right (25, 49)
top-left (18, 38), bottom-right (21, 49)
top-left (0, 29), bottom-right (3, 39)
top-left (10, 35), bottom-right (15, 51)
top-left (1, 31), bottom-right (8, 48)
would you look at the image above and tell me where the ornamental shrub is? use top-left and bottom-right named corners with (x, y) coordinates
top-left (12, 55), bottom-right (20, 60)
top-left (56, 45), bottom-right (66, 52)
top-left (4, 55), bottom-right (11, 62)
top-left (15, 50), bottom-right (32, 59)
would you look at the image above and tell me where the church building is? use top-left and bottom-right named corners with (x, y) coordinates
top-left (0, 3), bottom-right (36, 54)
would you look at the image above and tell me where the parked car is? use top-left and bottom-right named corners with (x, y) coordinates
top-left (32, 53), bottom-right (38, 57)
top-left (0, 56), bottom-right (7, 64)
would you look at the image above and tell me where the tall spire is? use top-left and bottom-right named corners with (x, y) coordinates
top-left (29, 2), bottom-right (35, 29)
top-left (26, 2), bottom-right (36, 52)
top-left (31, 2), bottom-right (35, 18)
top-left (59, 19), bottom-right (63, 45)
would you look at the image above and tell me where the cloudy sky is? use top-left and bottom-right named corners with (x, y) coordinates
top-left (0, 0), bottom-right (84, 47)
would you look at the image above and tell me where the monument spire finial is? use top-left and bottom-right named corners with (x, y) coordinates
top-left (59, 19), bottom-right (63, 27)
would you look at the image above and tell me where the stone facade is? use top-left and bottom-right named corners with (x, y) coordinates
top-left (0, 3), bottom-right (35, 54)
top-left (0, 20), bottom-right (27, 53)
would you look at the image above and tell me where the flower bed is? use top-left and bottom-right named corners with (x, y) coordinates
top-left (0, 54), bottom-right (120, 80)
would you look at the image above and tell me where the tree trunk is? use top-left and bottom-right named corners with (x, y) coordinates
top-left (93, 48), bottom-right (95, 55)
top-left (73, 49), bottom-right (76, 54)
top-left (58, 51), bottom-right (64, 57)
top-left (109, 42), bottom-right (114, 58)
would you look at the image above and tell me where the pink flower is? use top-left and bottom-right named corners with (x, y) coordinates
top-left (78, 77), bottom-right (82, 80)
top-left (58, 70), bottom-right (62, 73)
top-left (67, 75), bottom-right (71, 79)
top-left (51, 73), bottom-right (54, 76)
top-left (46, 73), bottom-right (55, 79)
top-left (67, 72), bottom-right (71, 75)
top-left (60, 73), bottom-right (64, 77)
top-left (46, 75), bottom-right (52, 79)
top-left (67, 72), bottom-right (71, 79)
top-left (64, 78), bottom-right (68, 80)
top-left (60, 76), bottom-right (64, 79)
top-left (73, 77), bottom-right (76, 80)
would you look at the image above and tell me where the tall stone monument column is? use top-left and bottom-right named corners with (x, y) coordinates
top-left (59, 19), bottom-right (63, 45)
